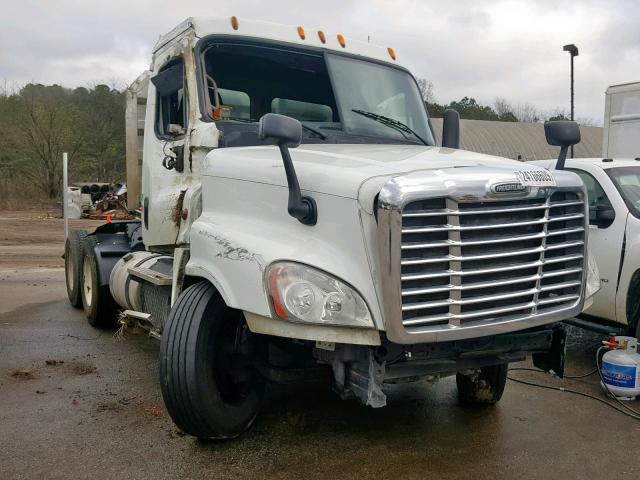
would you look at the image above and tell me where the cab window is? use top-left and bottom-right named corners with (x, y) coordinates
top-left (152, 58), bottom-right (187, 137)
top-left (570, 169), bottom-right (615, 228)
top-left (219, 88), bottom-right (251, 120)
top-left (271, 98), bottom-right (333, 122)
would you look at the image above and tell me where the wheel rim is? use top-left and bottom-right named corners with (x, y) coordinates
top-left (82, 260), bottom-right (93, 308)
top-left (65, 246), bottom-right (74, 291)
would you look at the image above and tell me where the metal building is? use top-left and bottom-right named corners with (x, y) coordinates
top-left (430, 118), bottom-right (603, 161)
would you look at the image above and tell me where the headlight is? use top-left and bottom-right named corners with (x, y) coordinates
top-left (266, 262), bottom-right (374, 328)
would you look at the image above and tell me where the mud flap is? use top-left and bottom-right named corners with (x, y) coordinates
top-left (532, 325), bottom-right (566, 378)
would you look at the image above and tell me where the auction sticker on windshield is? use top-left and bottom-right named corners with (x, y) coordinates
top-left (516, 169), bottom-right (556, 187)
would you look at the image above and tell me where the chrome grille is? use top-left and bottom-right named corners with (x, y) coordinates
top-left (399, 191), bottom-right (586, 333)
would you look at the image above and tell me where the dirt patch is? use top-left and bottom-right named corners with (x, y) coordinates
top-left (10, 369), bottom-right (35, 380)
top-left (95, 396), bottom-right (137, 413)
top-left (0, 210), bottom-right (103, 269)
top-left (96, 401), bottom-right (124, 413)
top-left (72, 363), bottom-right (97, 375)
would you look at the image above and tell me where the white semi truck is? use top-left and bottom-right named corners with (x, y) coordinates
top-left (64, 17), bottom-right (590, 439)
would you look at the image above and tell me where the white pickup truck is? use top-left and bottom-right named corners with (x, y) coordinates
top-left (532, 158), bottom-right (640, 339)
top-left (532, 81), bottom-right (640, 340)
top-left (64, 16), bottom-right (592, 439)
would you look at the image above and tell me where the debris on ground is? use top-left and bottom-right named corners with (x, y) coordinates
top-left (145, 405), bottom-right (164, 418)
top-left (10, 369), bottom-right (35, 380)
top-left (114, 312), bottom-right (133, 341)
top-left (45, 359), bottom-right (64, 366)
top-left (67, 182), bottom-right (140, 221)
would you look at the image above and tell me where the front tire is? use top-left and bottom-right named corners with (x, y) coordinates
top-left (160, 282), bottom-right (265, 439)
top-left (81, 237), bottom-right (117, 328)
top-left (456, 363), bottom-right (508, 405)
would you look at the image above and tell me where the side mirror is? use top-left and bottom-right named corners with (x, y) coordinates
top-left (442, 109), bottom-right (460, 149)
top-left (544, 120), bottom-right (581, 170)
top-left (590, 204), bottom-right (615, 228)
top-left (259, 113), bottom-right (316, 225)
top-left (258, 113), bottom-right (302, 148)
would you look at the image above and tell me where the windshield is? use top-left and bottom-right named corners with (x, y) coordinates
top-left (199, 40), bottom-right (435, 147)
top-left (607, 166), bottom-right (640, 217)
top-left (326, 54), bottom-right (434, 144)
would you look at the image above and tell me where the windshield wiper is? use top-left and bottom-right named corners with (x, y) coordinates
top-left (351, 109), bottom-right (429, 146)
top-left (301, 123), bottom-right (327, 140)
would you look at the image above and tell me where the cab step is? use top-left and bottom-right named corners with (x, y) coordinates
top-left (127, 266), bottom-right (172, 286)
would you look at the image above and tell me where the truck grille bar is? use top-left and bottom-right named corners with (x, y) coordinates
top-left (398, 191), bottom-right (586, 332)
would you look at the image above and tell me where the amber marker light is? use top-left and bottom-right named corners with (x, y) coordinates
top-left (297, 26), bottom-right (306, 40)
top-left (230, 16), bottom-right (239, 30)
top-left (387, 47), bottom-right (397, 60)
top-left (337, 34), bottom-right (346, 48)
top-left (318, 30), bottom-right (326, 44)
top-left (268, 267), bottom-right (288, 320)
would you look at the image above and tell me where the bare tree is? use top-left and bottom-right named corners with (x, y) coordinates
top-left (416, 78), bottom-right (436, 104)
top-left (494, 97), bottom-right (512, 117)
top-left (513, 102), bottom-right (541, 123)
top-left (494, 97), bottom-right (541, 123)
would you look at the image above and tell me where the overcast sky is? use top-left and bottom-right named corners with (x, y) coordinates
top-left (1, 0), bottom-right (638, 124)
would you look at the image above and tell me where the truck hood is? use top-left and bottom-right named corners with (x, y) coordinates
top-left (204, 144), bottom-right (554, 207)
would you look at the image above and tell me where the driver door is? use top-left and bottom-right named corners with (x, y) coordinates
top-left (142, 56), bottom-right (193, 248)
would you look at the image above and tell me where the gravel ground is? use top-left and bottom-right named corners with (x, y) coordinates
top-left (1, 211), bottom-right (639, 480)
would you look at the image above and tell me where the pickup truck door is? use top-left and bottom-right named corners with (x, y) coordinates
top-left (569, 166), bottom-right (627, 321)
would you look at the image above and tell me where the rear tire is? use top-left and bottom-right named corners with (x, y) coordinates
top-left (456, 363), bottom-right (508, 405)
top-left (64, 230), bottom-right (87, 308)
top-left (81, 237), bottom-right (117, 328)
top-left (160, 282), bottom-right (265, 439)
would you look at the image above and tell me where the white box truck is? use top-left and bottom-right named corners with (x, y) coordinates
top-left (64, 16), bottom-right (592, 439)
top-left (603, 81), bottom-right (640, 158)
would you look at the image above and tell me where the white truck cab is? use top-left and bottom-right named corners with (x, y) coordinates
top-left (64, 16), bottom-right (594, 439)
top-left (533, 158), bottom-right (640, 339)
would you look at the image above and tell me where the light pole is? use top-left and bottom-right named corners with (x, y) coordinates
top-left (563, 43), bottom-right (579, 158)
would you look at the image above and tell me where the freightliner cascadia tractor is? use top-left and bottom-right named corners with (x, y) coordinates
top-left (64, 16), bottom-right (592, 439)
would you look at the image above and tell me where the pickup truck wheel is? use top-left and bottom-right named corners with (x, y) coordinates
top-left (456, 363), bottom-right (508, 405)
top-left (160, 282), bottom-right (265, 439)
top-left (81, 237), bottom-right (117, 328)
top-left (64, 230), bottom-right (87, 308)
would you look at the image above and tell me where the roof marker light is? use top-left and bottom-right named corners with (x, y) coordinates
top-left (297, 26), bottom-right (306, 40)
top-left (387, 47), bottom-right (397, 60)
top-left (230, 16), bottom-right (239, 30)
top-left (337, 34), bottom-right (346, 48)
top-left (318, 30), bottom-right (326, 44)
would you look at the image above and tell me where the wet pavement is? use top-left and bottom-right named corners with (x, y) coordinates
top-left (1, 213), bottom-right (639, 479)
